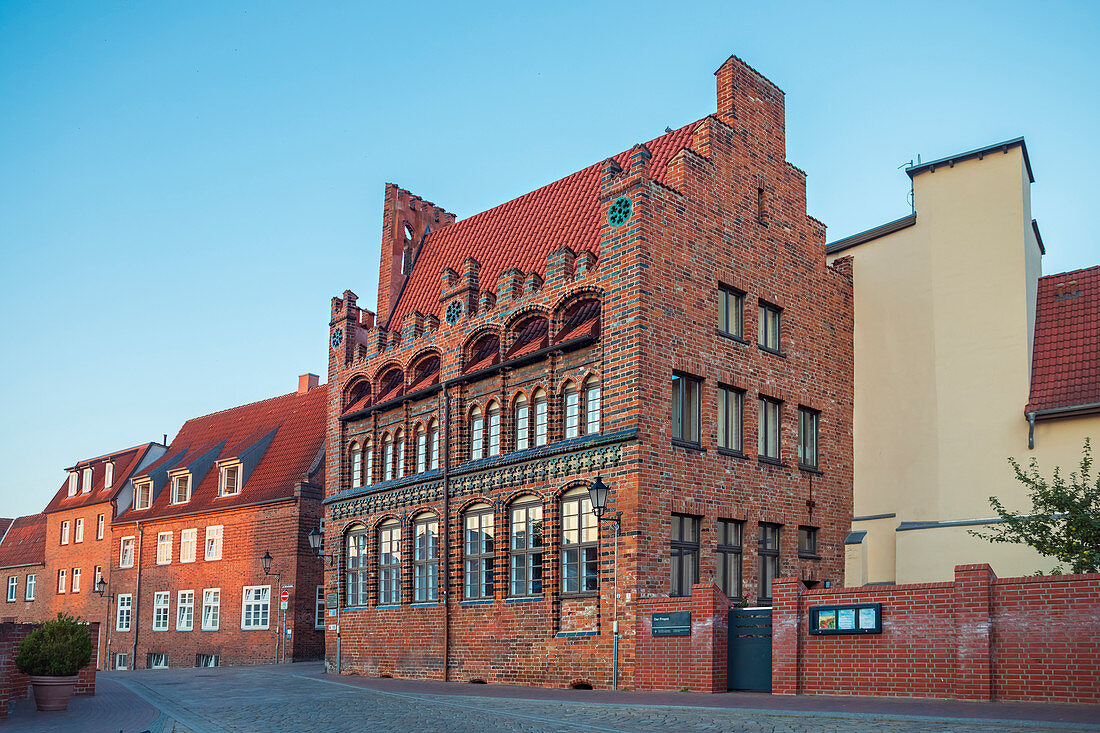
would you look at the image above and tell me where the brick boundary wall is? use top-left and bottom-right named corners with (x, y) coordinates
top-left (635, 582), bottom-right (729, 692)
top-left (772, 564), bottom-right (1100, 703)
top-left (0, 621), bottom-right (98, 718)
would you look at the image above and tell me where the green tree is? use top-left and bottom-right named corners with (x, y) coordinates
top-left (970, 438), bottom-right (1100, 574)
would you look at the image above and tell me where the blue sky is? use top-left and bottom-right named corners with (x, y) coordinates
top-left (1, 1), bottom-right (1097, 517)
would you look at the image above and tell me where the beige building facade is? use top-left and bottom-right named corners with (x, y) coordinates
top-left (827, 138), bottom-right (1099, 584)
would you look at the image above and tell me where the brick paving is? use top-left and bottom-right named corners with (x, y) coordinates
top-left (10, 663), bottom-right (1098, 732)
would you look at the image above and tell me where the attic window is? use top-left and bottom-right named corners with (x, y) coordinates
top-left (134, 481), bottom-right (152, 510)
top-left (67, 472), bottom-right (78, 497)
top-left (105, 462), bottom-right (114, 489)
top-left (82, 468), bottom-right (93, 494)
top-left (219, 464), bottom-right (241, 497)
top-left (171, 474), bottom-right (192, 504)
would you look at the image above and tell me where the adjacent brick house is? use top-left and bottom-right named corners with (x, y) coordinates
top-left (0, 515), bottom-right (47, 624)
top-left (106, 376), bottom-right (327, 670)
top-left (322, 54), bottom-right (853, 691)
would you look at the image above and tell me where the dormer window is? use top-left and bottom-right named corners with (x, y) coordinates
top-left (67, 472), bottom-right (78, 497)
top-left (219, 464), bottom-right (241, 497)
top-left (134, 481), bottom-right (153, 510)
top-left (171, 474), bottom-right (192, 504)
top-left (105, 462), bottom-right (114, 489)
top-left (82, 467), bottom-right (93, 493)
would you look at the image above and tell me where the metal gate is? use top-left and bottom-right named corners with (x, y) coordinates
top-left (728, 608), bottom-right (772, 691)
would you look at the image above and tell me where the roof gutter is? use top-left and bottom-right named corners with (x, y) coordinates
top-left (1026, 402), bottom-right (1100, 449)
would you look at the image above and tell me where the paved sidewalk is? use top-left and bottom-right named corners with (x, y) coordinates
top-left (4, 676), bottom-right (171, 732)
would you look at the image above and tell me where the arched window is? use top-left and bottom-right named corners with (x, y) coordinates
top-left (509, 496), bottom-right (543, 597)
top-left (514, 394), bottom-right (529, 451)
top-left (584, 377), bottom-right (601, 435)
top-left (395, 429), bottom-right (405, 479)
top-left (464, 332), bottom-right (501, 373)
top-left (345, 526), bottom-right (369, 606)
top-left (377, 368), bottom-right (404, 403)
top-left (378, 519), bottom-right (401, 605)
top-left (413, 514), bottom-right (438, 602)
top-left (415, 424), bottom-right (427, 473)
top-left (428, 419), bottom-right (440, 470)
top-left (563, 382), bottom-right (580, 439)
top-left (464, 503), bottom-right (494, 599)
top-left (487, 401), bottom-right (501, 457)
top-left (469, 406), bottom-right (484, 460)
top-left (561, 487), bottom-right (598, 594)
top-left (349, 442), bottom-right (362, 488)
top-left (382, 433), bottom-right (394, 481)
top-left (533, 389), bottom-right (548, 447)
top-left (364, 439), bottom-right (374, 486)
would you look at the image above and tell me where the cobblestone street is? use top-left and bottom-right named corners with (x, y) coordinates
top-left (8, 663), bottom-right (1097, 733)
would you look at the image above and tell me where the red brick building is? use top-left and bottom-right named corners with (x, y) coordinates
top-left (0, 515), bottom-right (47, 624)
top-left (106, 376), bottom-right (328, 670)
top-left (322, 54), bottom-right (853, 691)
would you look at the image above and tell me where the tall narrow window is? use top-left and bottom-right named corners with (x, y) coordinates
top-left (798, 526), bottom-right (819, 559)
top-left (67, 472), bottom-right (78, 497)
top-left (378, 520), bottom-right (401, 605)
top-left (171, 473), bottom-right (192, 504)
top-left (757, 186), bottom-right (766, 223)
top-left (487, 402), bottom-right (501, 457)
top-left (759, 302), bottom-right (782, 352)
top-left (94, 565), bottom-right (103, 587)
top-left (415, 424), bottom-right (427, 473)
top-left (120, 537), bottom-right (135, 568)
top-left (514, 395), bottom-right (529, 451)
top-left (413, 514), bottom-right (438, 602)
top-left (105, 461), bottom-right (114, 489)
top-left (397, 430), bottom-right (408, 478)
top-left (428, 420), bottom-right (439, 470)
top-left (759, 523), bottom-right (780, 602)
top-left (533, 389), bottom-right (548, 446)
top-left (798, 407), bottom-right (819, 469)
top-left (468, 407), bottom-right (484, 460)
top-left (156, 531), bottom-right (173, 565)
top-left (71, 567), bottom-right (81, 593)
top-left (463, 504), bottom-right (494, 599)
top-left (134, 481), bottom-right (152, 510)
top-left (584, 378), bottom-right (601, 435)
top-left (96, 513), bottom-right (104, 540)
top-left (116, 594), bottom-right (132, 631)
top-left (219, 464), bottom-right (240, 496)
top-left (364, 439), bottom-right (374, 485)
top-left (241, 586), bottom-right (270, 630)
top-left (718, 385), bottom-right (745, 452)
top-left (60, 521), bottom-right (70, 545)
top-left (75, 518), bottom-right (84, 543)
top-left (204, 525), bottom-right (223, 561)
top-left (383, 433), bottom-right (394, 481)
top-left (345, 529), bottom-right (369, 606)
top-left (180, 528), bottom-right (197, 563)
top-left (560, 489), bottom-right (597, 594)
top-left (315, 586), bottom-right (325, 630)
top-left (57, 569), bottom-right (67, 594)
top-left (717, 519), bottom-right (743, 601)
top-left (202, 589), bottom-right (220, 630)
top-left (509, 497), bottom-right (543, 597)
top-left (82, 467), bottom-right (93, 493)
top-left (6, 576), bottom-right (16, 602)
top-left (177, 590), bottom-right (194, 631)
top-left (25, 574), bottom-right (35, 601)
top-left (758, 397), bottom-right (782, 460)
top-left (670, 514), bottom-right (700, 596)
top-left (563, 383), bottom-right (580, 439)
top-left (719, 286), bottom-right (744, 337)
top-left (152, 591), bottom-right (170, 631)
top-left (672, 373), bottom-right (702, 444)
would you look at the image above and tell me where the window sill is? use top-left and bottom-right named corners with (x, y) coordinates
top-left (410, 602), bottom-right (438, 608)
top-left (555, 631), bottom-right (597, 638)
top-left (505, 596), bottom-right (542, 603)
top-left (241, 626), bottom-right (270, 631)
top-left (670, 439), bottom-right (705, 452)
top-left (798, 552), bottom-right (821, 560)
top-left (560, 592), bottom-right (598, 600)
top-left (758, 345), bottom-right (786, 358)
top-left (460, 599), bottom-right (493, 606)
top-left (798, 464), bottom-right (823, 475)
top-left (716, 329), bottom-right (749, 345)
top-left (376, 604), bottom-right (401, 610)
top-left (757, 456), bottom-right (787, 468)
top-left (716, 447), bottom-right (747, 459)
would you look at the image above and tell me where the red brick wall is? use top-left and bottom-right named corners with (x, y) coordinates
top-left (772, 564), bottom-right (1100, 703)
top-left (0, 566), bottom-right (48, 625)
top-left (635, 583), bottom-right (728, 692)
top-left (0, 621), bottom-right (98, 719)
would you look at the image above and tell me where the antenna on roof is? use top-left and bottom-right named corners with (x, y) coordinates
top-left (898, 156), bottom-right (919, 214)
top-left (163, 433), bottom-right (167, 446)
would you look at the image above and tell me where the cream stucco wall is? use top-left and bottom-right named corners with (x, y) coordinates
top-left (829, 145), bottom-right (1097, 584)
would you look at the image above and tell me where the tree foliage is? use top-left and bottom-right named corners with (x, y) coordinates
top-left (970, 439), bottom-right (1100, 574)
top-left (15, 613), bottom-right (92, 677)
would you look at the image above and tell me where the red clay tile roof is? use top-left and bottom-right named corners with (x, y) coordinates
top-left (118, 385), bottom-right (328, 522)
top-left (0, 514), bottom-right (46, 568)
top-left (389, 122), bottom-right (702, 326)
top-left (554, 299), bottom-right (601, 344)
top-left (43, 443), bottom-right (162, 514)
top-left (505, 318), bottom-right (548, 360)
top-left (1028, 266), bottom-right (1100, 413)
top-left (465, 333), bottom-right (502, 373)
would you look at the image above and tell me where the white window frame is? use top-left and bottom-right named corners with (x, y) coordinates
top-left (6, 576), bottom-right (16, 602)
top-left (219, 463), bottom-right (241, 496)
top-left (60, 520), bottom-right (70, 545)
top-left (134, 481), bottom-right (152, 510)
top-left (429, 421), bottom-right (439, 470)
top-left (120, 536), bottom-right (135, 568)
top-left (170, 472), bottom-right (192, 504)
top-left (156, 531), bottom-right (173, 565)
top-left (67, 472), bottom-right (78, 497)
top-left (241, 585), bottom-right (270, 630)
top-left (57, 568), bottom-right (67, 594)
top-left (152, 591), bottom-right (170, 631)
top-left (515, 395), bottom-right (529, 451)
top-left (117, 594), bottom-right (132, 632)
top-left (115, 653), bottom-right (129, 670)
top-left (469, 407), bottom-right (484, 460)
top-left (180, 528), bottom-right (197, 563)
top-left (487, 402), bottom-right (501, 456)
top-left (177, 590), bottom-right (194, 630)
top-left (564, 383), bottom-right (580, 439)
top-left (96, 513), bottom-right (105, 540)
top-left (315, 585), bottom-right (325, 630)
top-left (415, 427), bottom-right (427, 473)
top-left (25, 574), bottom-right (35, 601)
top-left (71, 567), bottom-right (81, 593)
top-left (585, 379), bottom-right (601, 435)
top-left (74, 518), bottom-right (84, 543)
top-left (533, 390), bottom-right (548, 447)
top-left (395, 430), bottom-right (405, 479)
top-left (105, 461), bottom-right (114, 489)
top-left (204, 526), bottom-right (223, 561)
top-left (149, 653), bottom-right (169, 669)
top-left (201, 588), bottom-right (220, 630)
top-left (82, 467), bottom-right (93, 493)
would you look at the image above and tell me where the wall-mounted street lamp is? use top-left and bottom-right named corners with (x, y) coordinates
top-left (93, 577), bottom-right (109, 596)
top-left (588, 475), bottom-right (622, 690)
top-left (260, 551), bottom-right (284, 664)
top-left (308, 527), bottom-right (338, 567)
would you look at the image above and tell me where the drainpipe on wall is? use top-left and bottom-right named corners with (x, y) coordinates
top-left (130, 522), bottom-right (143, 668)
top-left (1027, 412), bottom-right (1036, 450)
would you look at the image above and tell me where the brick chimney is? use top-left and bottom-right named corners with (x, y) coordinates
top-left (298, 373), bottom-right (319, 394)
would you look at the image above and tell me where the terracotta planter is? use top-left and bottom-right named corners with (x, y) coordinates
top-left (29, 675), bottom-right (78, 711)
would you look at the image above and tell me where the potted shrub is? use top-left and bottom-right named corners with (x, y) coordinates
top-left (15, 613), bottom-right (93, 711)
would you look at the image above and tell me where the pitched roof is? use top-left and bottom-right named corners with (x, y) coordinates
top-left (388, 122), bottom-right (701, 326)
top-left (118, 385), bottom-right (328, 522)
top-left (1027, 265), bottom-right (1100, 413)
top-left (0, 514), bottom-right (46, 568)
top-left (43, 443), bottom-right (163, 514)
